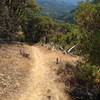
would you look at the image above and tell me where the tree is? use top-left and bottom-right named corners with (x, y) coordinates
top-left (21, 0), bottom-right (40, 42)
top-left (23, 15), bottom-right (55, 43)
top-left (0, 0), bottom-right (28, 40)
top-left (0, 0), bottom-right (39, 41)
top-left (75, 2), bottom-right (100, 65)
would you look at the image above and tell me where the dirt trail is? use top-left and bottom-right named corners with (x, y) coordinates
top-left (19, 46), bottom-right (71, 100)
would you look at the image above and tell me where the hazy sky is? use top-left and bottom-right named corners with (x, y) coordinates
top-left (40, 0), bottom-right (86, 4)
top-left (64, 0), bottom-right (85, 4)
top-left (36, 0), bottom-right (86, 5)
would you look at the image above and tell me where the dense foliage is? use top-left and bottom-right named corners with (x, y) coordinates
top-left (0, 0), bottom-right (39, 41)
top-left (75, 2), bottom-right (100, 65)
top-left (0, 0), bottom-right (28, 40)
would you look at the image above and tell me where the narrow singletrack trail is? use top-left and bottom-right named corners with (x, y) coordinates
top-left (19, 46), bottom-right (71, 100)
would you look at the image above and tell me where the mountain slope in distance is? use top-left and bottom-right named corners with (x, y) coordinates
top-left (35, 0), bottom-right (85, 23)
top-left (36, 0), bottom-right (76, 18)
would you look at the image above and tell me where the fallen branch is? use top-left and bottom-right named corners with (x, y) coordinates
top-left (67, 43), bottom-right (79, 53)
top-left (59, 43), bottom-right (79, 56)
top-left (59, 46), bottom-right (68, 54)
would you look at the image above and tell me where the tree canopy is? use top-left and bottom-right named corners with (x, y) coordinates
top-left (75, 2), bottom-right (100, 65)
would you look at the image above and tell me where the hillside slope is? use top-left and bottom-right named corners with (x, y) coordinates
top-left (0, 43), bottom-right (32, 100)
top-left (0, 44), bottom-right (77, 100)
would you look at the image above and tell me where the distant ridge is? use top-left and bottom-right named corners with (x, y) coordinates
top-left (35, 0), bottom-right (85, 23)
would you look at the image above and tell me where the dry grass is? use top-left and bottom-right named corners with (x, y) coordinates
top-left (37, 45), bottom-right (78, 65)
top-left (0, 43), bottom-right (32, 100)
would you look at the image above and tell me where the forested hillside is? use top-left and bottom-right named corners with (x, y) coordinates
top-left (36, 0), bottom-right (76, 19)
top-left (0, 0), bottom-right (100, 100)
top-left (35, 0), bottom-right (86, 23)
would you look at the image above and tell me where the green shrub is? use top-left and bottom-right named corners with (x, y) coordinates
top-left (18, 34), bottom-right (25, 42)
top-left (75, 62), bottom-right (100, 83)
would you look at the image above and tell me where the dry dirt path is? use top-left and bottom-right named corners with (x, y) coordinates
top-left (19, 46), bottom-right (71, 100)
